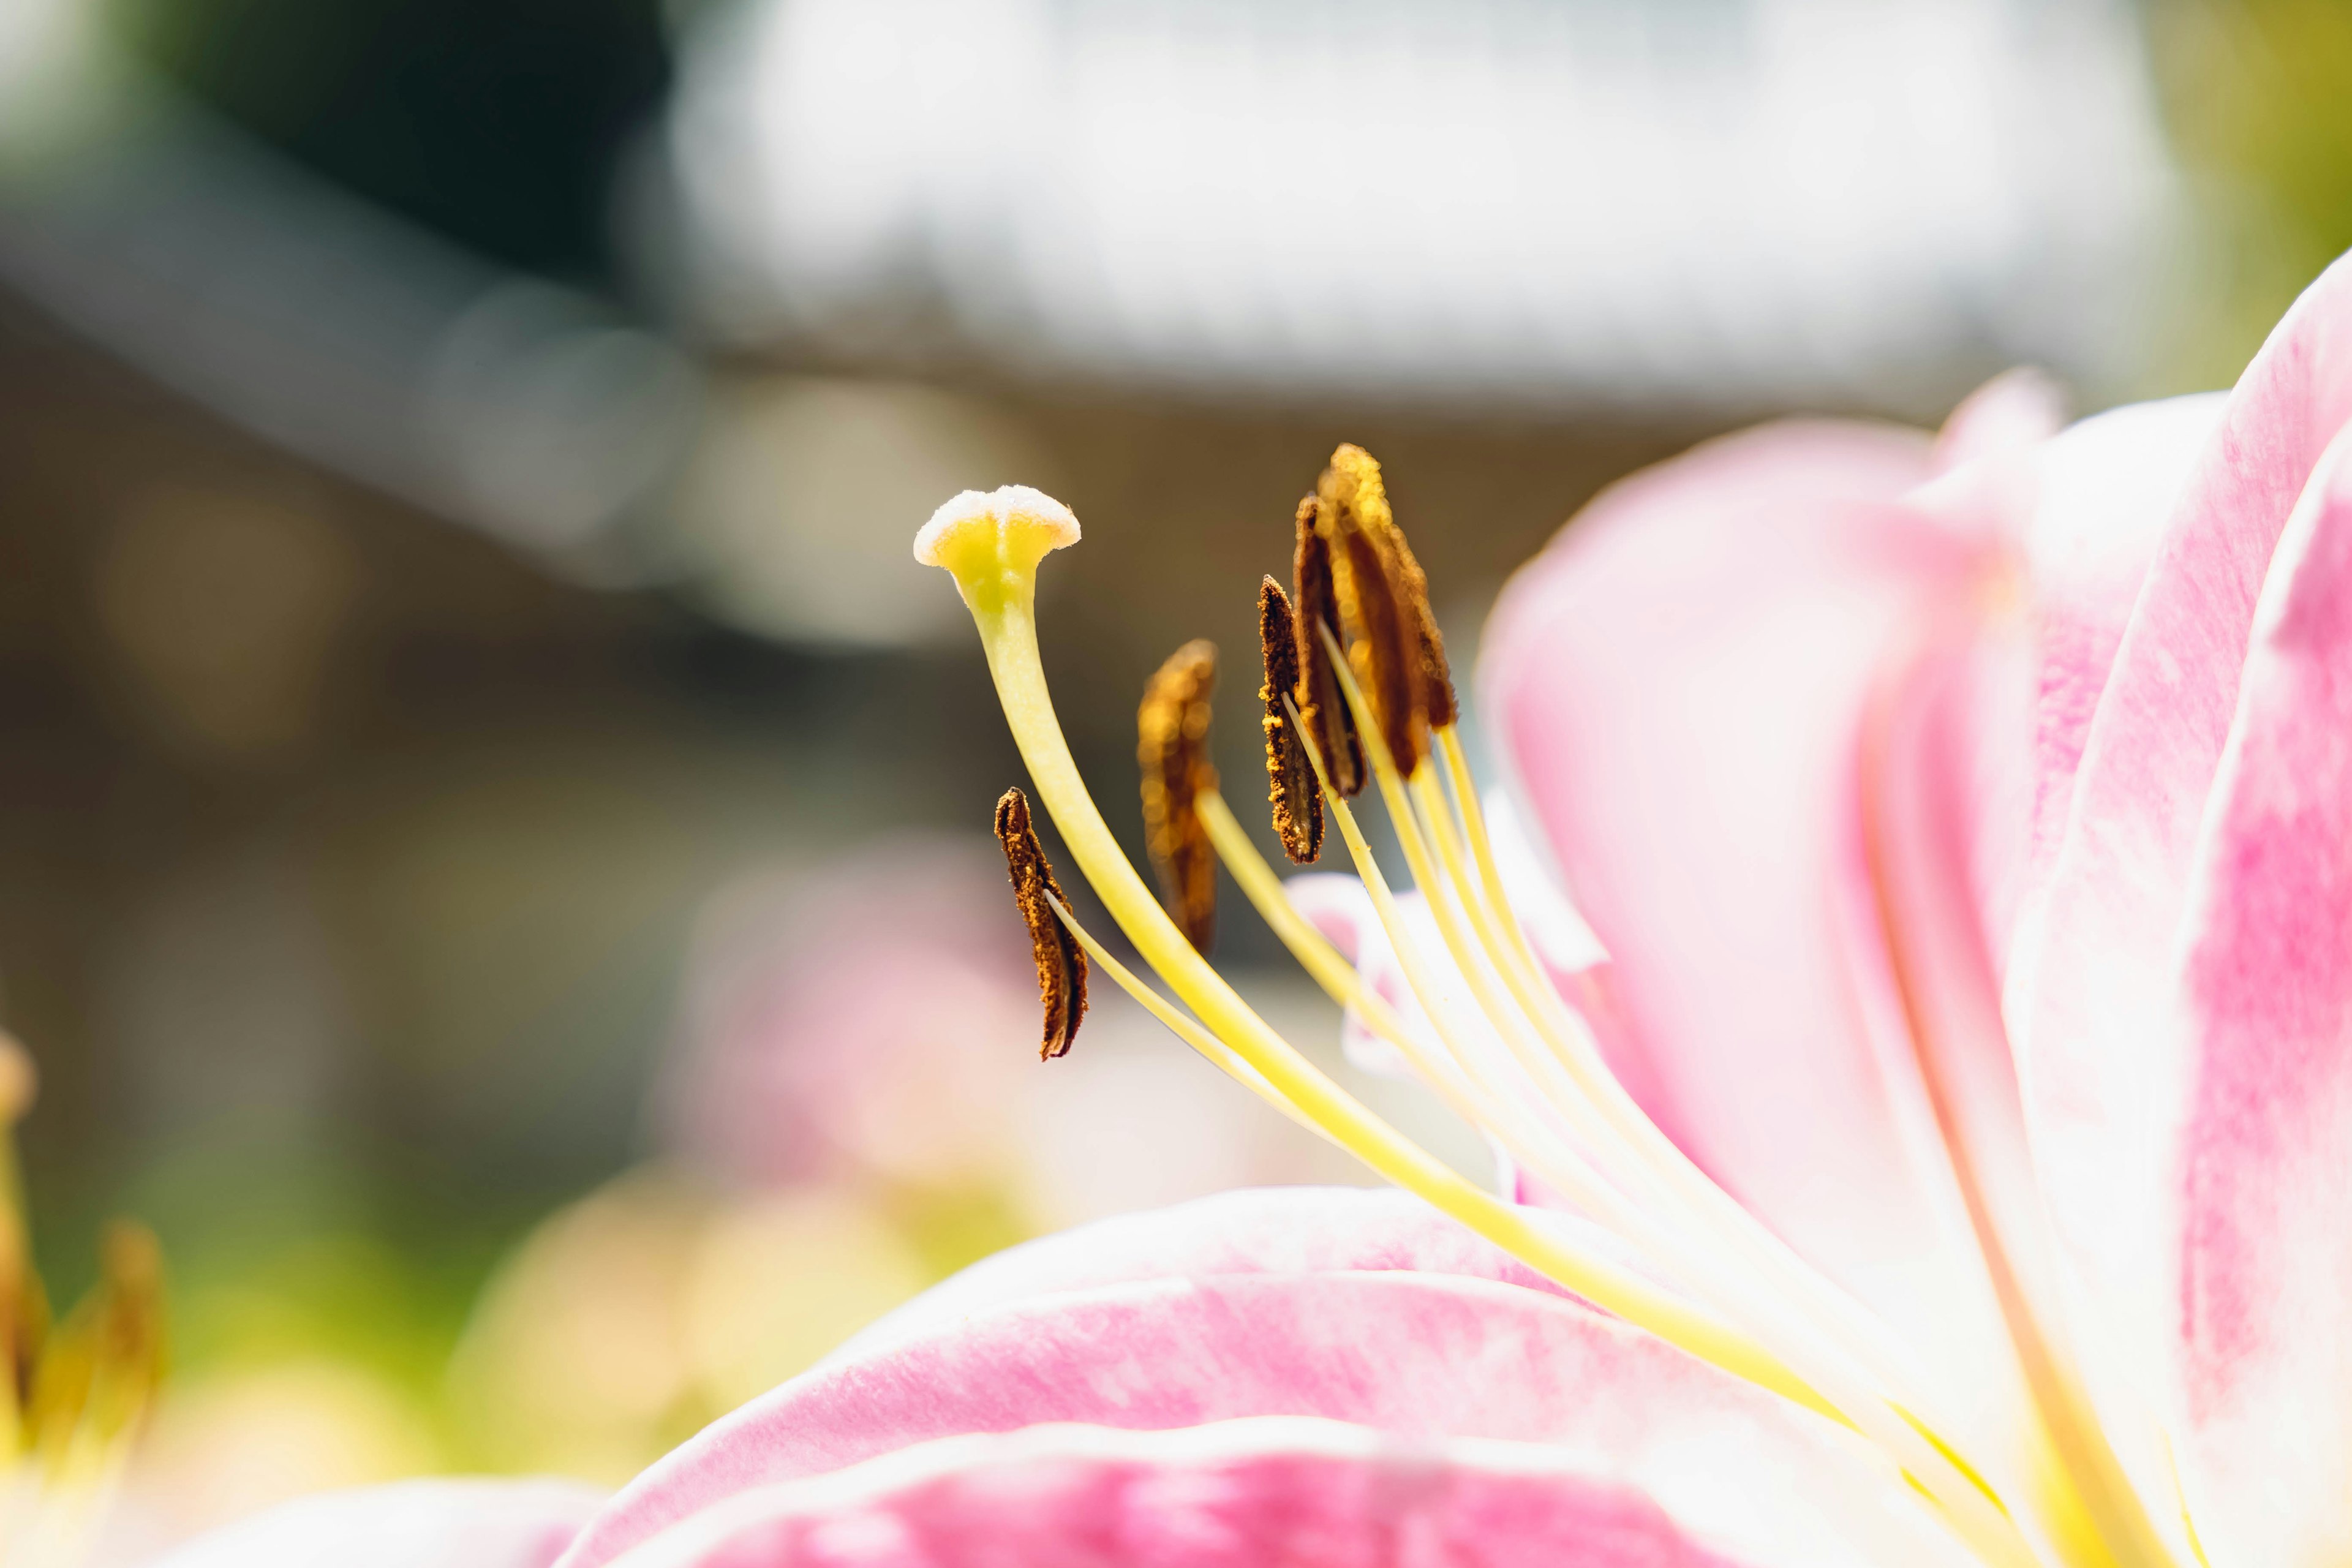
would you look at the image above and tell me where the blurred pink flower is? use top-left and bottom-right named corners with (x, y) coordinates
top-left (153, 252), bottom-right (2352, 1567)
top-left (656, 837), bottom-right (1035, 1192)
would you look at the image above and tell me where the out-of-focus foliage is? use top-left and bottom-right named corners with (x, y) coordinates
top-left (2147, 0), bottom-right (2352, 384)
top-left (102, 0), bottom-right (668, 281)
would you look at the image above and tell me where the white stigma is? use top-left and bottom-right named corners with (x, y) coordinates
top-left (914, 485), bottom-right (1082, 566)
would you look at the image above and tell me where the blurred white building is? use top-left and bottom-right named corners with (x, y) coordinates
top-left (658, 0), bottom-right (2179, 412)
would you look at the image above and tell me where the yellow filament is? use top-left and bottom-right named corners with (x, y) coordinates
top-left (1198, 786), bottom-right (1708, 1291)
top-left (1431, 727), bottom-right (1953, 1425)
top-left (1307, 636), bottom-right (2033, 1567)
top-left (1041, 892), bottom-right (1335, 1148)
top-left (935, 533), bottom-right (1834, 1424)
top-left (926, 507), bottom-right (2034, 1568)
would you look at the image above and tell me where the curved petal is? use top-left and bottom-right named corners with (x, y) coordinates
top-left (1475, 418), bottom-right (1991, 1362)
top-left (559, 1270), bottom-right (1915, 1568)
top-left (827, 1186), bottom-right (1574, 1360)
top-left (2000, 393), bottom-right (2229, 967)
top-left (608, 1417), bottom-right (1971, 1568)
top-left (2157, 436), bottom-right (2352, 1567)
top-left (1931, 367), bottom-right (2069, 479)
top-left (152, 1479), bottom-right (601, 1568)
top-left (2003, 255), bottom-right (2352, 1559)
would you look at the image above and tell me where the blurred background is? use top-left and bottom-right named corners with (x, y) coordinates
top-left (0, 0), bottom-right (2344, 1553)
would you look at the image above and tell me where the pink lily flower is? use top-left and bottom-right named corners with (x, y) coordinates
top-left (152, 250), bottom-right (2352, 1567)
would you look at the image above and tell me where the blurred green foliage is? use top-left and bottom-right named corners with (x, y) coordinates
top-left (2147, 0), bottom-right (2352, 385)
top-left (104, 0), bottom-right (670, 283)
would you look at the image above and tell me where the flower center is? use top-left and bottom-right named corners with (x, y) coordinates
top-left (917, 455), bottom-right (2171, 1568)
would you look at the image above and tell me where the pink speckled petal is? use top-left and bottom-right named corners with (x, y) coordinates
top-left (2002, 257), bottom-right (2352, 1550)
top-left (1475, 418), bottom-right (1993, 1366)
top-left (1997, 393), bottom-right (2228, 971)
top-left (2157, 437), bottom-right (2352, 1567)
top-left (606, 1418), bottom-right (1970, 1568)
top-left (152, 1479), bottom-right (601, 1568)
top-left (559, 1270), bottom-right (1938, 1568)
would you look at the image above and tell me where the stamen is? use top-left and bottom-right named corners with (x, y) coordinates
top-left (0, 1035), bottom-right (168, 1566)
top-left (1302, 665), bottom-right (2037, 1568)
top-left (1256, 577), bottom-right (1324, 863)
top-left (1429, 724), bottom-right (1940, 1418)
top-left (994, 788), bottom-right (1088, 1059)
top-left (1291, 496), bottom-right (1365, 797)
top-left (923, 481), bottom-right (2038, 1568)
top-left (27, 1221), bottom-right (165, 1476)
top-left (1137, 639), bottom-right (1220, 954)
top-left (2, 1035), bottom-right (37, 1438)
top-left (1317, 448), bottom-right (1425, 776)
top-left (1041, 892), bottom-right (1334, 1148)
top-left (921, 487), bottom-right (1836, 1428)
top-left (1330, 443), bottom-right (1457, 727)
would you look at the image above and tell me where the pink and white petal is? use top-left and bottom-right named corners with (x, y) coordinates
top-left (607, 1417), bottom-right (1971, 1568)
top-left (1838, 396), bottom-right (2228, 1528)
top-left (1999, 392), bottom-right (2231, 980)
top-left (827, 1186), bottom-right (1575, 1360)
top-left (153, 1479), bottom-right (601, 1568)
top-left (2160, 437), bottom-right (2352, 1568)
top-left (558, 1270), bottom-right (1917, 1568)
top-left (1476, 419), bottom-right (1992, 1366)
top-left (1930, 368), bottom-right (2070, 478)
top-left (2005, 257), bottom-right (2352, 1519)
top-left (1282, 874), bottom-right (1427, 1078)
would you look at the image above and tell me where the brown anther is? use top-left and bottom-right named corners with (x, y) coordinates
top-left (1291, 494), bottom-right (1365, 797)
top-left (1317, 445), bottom-right (1425, 775)
top-left (1380, 507), bottom-right (1457, 730)
top-left (1137, 639), bottom-right (1219, 953)
top-left (1257, 577), bottom-right (1324, 863)
top-left (28, 1219), bottom-right (165, 1462)
top-left (0, 1034), bottom-right (33, 1126)
top-left (994, 788), bottom-right (1087, 1060)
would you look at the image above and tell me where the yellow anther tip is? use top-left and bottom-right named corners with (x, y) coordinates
top-left (914, 484), bottom-right (1082, 568)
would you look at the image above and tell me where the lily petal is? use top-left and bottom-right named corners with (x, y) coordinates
top-left (560, 1266), bottom-right (1929, 1567)
top-left (1476, 418), bottom-right (1991, 1367)
top-left (827, 1186), bottom-right (1575, 1359)
top-left (1931, 367), bottom-right (2070, 478)
top-left (606, 1417), bottom-right (1970, 1568)
top-left (151, 1478), bottom-right (601, 1568)
top-left (2160, 435), bottom-right (2352, 1567)
top-left (2000, 393), bottom-right (2229, 972)
top-left (2002, 255), bottom-right (2352, 1560)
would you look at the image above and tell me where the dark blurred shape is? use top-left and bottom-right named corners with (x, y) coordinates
top-left (0, 58), bottom-right (703, 581)
top-left (94, 483), bottom-right (356, 764)
top-left (108, 0), bottom-right (669, 285)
